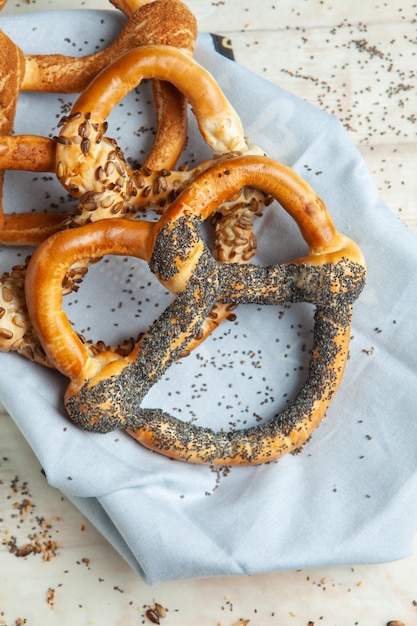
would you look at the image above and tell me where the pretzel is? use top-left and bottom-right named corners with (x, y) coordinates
top-left (0, 41), bottom-right (267, 362)
top-left (132, 156), bottom-right (366, 465)
top-left (0, 0), bottom-right (197, 245)
top-left (54, 43), bottom-right (267, 261)
top-left (49, 44), bottom-right (268, 350)
top-left (25, 155), bottom-right (366, 465)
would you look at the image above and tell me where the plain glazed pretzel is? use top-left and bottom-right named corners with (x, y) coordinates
top-left (0, 0), bottom-right (197, 245)
top-left (25, 155), bottom-right (366, 465)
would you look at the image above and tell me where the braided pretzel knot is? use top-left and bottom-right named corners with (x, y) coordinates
top-left (25, 155), bottom-right (366, 465)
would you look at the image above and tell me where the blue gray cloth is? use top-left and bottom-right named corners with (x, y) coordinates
top-left (0, 10), bottom-right (416, 584)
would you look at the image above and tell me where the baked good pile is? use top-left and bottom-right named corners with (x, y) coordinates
top-left (0, 0), bottom-right (366, 465)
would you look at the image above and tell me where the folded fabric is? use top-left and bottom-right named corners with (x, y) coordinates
top-left (1, 10), bottom-right (416, 584)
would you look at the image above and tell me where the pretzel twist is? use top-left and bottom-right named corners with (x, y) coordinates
top-left (25, 155), bottom-right (366, 465)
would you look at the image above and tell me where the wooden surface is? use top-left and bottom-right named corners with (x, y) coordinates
top-left (0, 1), bottom-right (416, 625)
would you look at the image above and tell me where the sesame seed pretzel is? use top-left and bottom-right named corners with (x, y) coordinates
top-left (25, 155), bottom-right (366, 466)
top-left (0, 0), bottom-right (197, 245)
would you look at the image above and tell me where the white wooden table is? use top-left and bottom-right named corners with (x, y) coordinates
top-left (1, 1), bottom-right (416, 624)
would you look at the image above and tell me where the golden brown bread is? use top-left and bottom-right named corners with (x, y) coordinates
top-left (54, 43), bottom-right (267, 259)
top-left (1, 3), bottom-right (366, 467)
top-left (54, 43), bottom-right (250, 204)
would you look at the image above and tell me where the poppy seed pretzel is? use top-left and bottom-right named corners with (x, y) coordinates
top-left (0, 213), bottom-right (236, 368)
top-left (0, 0), bottom-right (197, 245)
top-left (130, 154), bottom-right (365, 465)
top-left (25, 155), bottom-right (365, 466)
top-left (123, 156), bottom-right (365, 465)
top-left (13, 170), bottom-right (257, 371)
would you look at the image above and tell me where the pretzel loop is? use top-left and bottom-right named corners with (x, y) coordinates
top-left (0, 0), bottom-right (197, 245)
